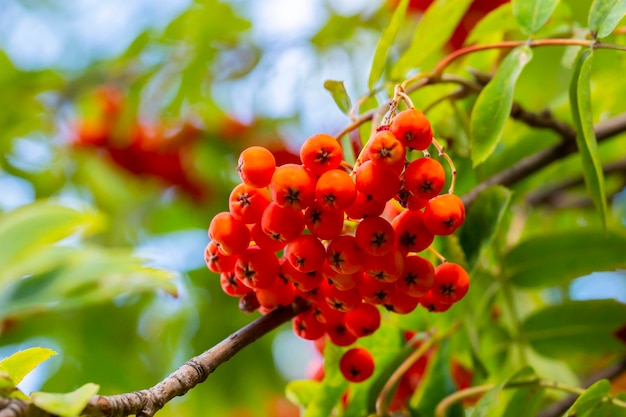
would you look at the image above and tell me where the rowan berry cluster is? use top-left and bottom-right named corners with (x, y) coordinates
top-left (205, 106), bottom-right (469, 384)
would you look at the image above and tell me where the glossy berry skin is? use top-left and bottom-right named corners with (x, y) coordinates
top-left (345, 192), bottom-right (386, 220)
top-left (270, 164), bottom-right (317, 210)
top-left (204, 240), bottom-right (237, 273)
top-left (285, 234), bottom-right (326, 273)
top-left (315, 169), bottom-right (356, 212)
top-left (396, 255), bottom-right (435, 297)
top-left (344, 303), bottom-right (381, 337)
top-left (366, 130), bottom-right (406, 174)
top-left (339, 348), bottom-right (375, 383)
top-left (237, 146), bottom-right (276, 188)
top-left (305, 202), bottom-right (345, 240)
top-left (292, 310), bottom-right (326, 340)
top-left (355, 216), bottom-right (396, 256)
top-left (390, 108), bottom-right (433, 151)
top-left (403, 157), bottom-right (446, 200)
top-left (208, 212), bottom-right (250, 256)
top-left (229, 183), bottom-right (271, 224)
top-left (355, 160), bottom-right (401, 203)
top-left (326, 235), bottom-right (363, 275)
top-left (300, 133), bottom-right (343, 175)
top-left (432, 262), bottom-right (470, 304)
top-left (261, 202), bottom-right (305, 243)
top-left (235, 246), bottom-right (279, 289)
top-left (423, 194), bottom-right (466, 236)
top-left (391, 209), bottom-right (435, 254)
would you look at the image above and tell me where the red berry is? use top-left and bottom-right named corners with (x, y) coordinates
top-left (219, 270), bottom-right (252, 297)
top-left (270, 164), bottom-right (317, 210)
top-left (204, 240), bottom-right (237, 273)
top-left (355, 160), bottom-right (401, 203)
top-left (423, 194), bottom-right (465, 236)
top-left (395, 255), bottom-right (435, 297)
top-left (391, 209), bottom-right (434, 254)
top-left (390, 108), bottom-right (433, 151)
top-left (345, 191), bottom-right (386, 220)
top-left (208, 212), bottom-right (250, 256)
top-left (315, 169), bottom-right (356, 212)
top-left (366, 130), bottom-right (406, 174)
top-left (229, 183), bottom-right (271, 224)
top-left (355, 216), bottom-right (395, 256)
top-left (323, 283), bottom-right (362, 312)
top-left (339, 348), bottom-right (375, 382)
top-left (261, 202), bottom-right (305, 243)
top-left (403, 157), bottom-right (445, 200)
top-left (300, 133), bottom-right (343, 175)
top-left (431, 262), bottom-right (470, 304)
top-left (285, 234), bottom-right (326, 273)
top-left (235, 246), bottom-right (279, 289)
top-left (344, 303), bottom-right (381, 338)
top-left (256, 275), bottom-right (296, 310)
top-left (326, 235), bottom-right (363, 275)
top-left (293, 310), bottom-right (326, 340)
top-left (238, 146), bottom-right (276, 188)
top-left (304, 202), bottom-right (345, 240)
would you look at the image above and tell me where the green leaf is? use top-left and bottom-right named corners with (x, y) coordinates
top-left (323, 80), bottom-right (352, 114)
top-left (505, 229), bottom-right (626, 287)
top-left (286, 380), bottom-right (322, 409)
top-left (589, 0), bottom-right (626, 38)
top-left (499, 377), bottom-right (545, 417)
top-left (569, 49), bottom-right (607, 228)
top-left (512, 0), bottom-right (561, 34)
top-left (565, 379), bottom-right (611, 417)
top-left (0, 201), bottom-right (104, 287)
top-left (467, 3), bottom-right (518, 45)
top-left (469, 46), bottom-right (533, 167)
top-left (410, 340), bottom-right (463, 417)
top-left (471, 367), bottom-right (536, 417)
top-left (303, 343), bottom-right (349, 417)
top-left (368, 0), bottom-right (409, 89)
top-left (31, 383), bottom-right (99, 417)
top-left (0, 347), bottom-right (56, 386)
top-left (459, 186), bottom-right (512, 265)
top-left (391, 0), bottom-right (473, 80)
top-left (521, 299), bottom-right (626, 358)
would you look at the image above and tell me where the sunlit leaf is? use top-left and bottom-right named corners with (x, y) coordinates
top-left (499, 375), bottom-right (545, 417)
top-left (565, 379), bottom-right (611, 417)
top-left (391, 0), bottom-right (473, 79)
top-left (589, 0), bottom-right (626, 38)
top-left (569, 48), bottom-right (607, 228)
top-left (0, 201), bottom-right (104, 287)
top-left (469, 46), bottom-right (533, 167)
top-left (459, 186), bottom-right (512, 265)
top-left (286, 380), bottom-right (322, 409)
top-left (466, 3), bottom-right (518, 45)
top-left (512, 0), bottom-right (560, 34)
top-left (0, 347), bottom-right (56, 386)
top-left (31, 383), bottom-right (99, 417)
top-left (505, 229), bottom-right (626, 287)
top-left (522, 300), bottom-right (626, 357)
top-left (368, 0), bottom-right (409, 89)
top-left (303, 343), bottom-right (349, 417)
top-left (471, 367), bottom-right (536, 417)
top-left (323, 80), bottom-right (352, 114)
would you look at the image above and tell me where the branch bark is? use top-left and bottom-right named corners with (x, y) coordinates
top-left (0, 299), bottom-right (309, 417)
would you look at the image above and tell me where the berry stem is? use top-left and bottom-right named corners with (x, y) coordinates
top-left (427, 245), bottom-right (447, 264)
top-left (431, 137), bottom-right (457, 195)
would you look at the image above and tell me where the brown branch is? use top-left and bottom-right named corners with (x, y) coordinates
top-left (0, 299), bottom-right (310, 417)
top-left (461, 113), bottom-right (626, 206)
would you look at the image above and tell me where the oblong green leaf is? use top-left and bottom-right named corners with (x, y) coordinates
top-left (522, 300), bottom-right (626, 357)
top-left (589, 0), bottom-right (626, 38)
top-left (469, 46), bottom-right (533, 167)
top-left (569, 49), bottom-right (607, 228)
top-left (471, 367), bottom-right (536, 417)
top-left (368, 0), bottom-right (409, 89)
top-left (0, 347), bottom-right (57, 386)
top-left (31, 383), bottom-right (99, 417)
top-left (505, 229), bottom-right (626, 287)
top-left (512, 0), bottom-right (560, 34)
top-left (459, 185), bottom-right (512, 265)
top-left (323, 80), bottom-right (352, 114)
top-left (391, 0), bottom-right (473, 80)
top-left (565, 379), bottom-right (611, 417)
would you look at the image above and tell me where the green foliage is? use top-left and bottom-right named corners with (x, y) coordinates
top-left (323, 80), bottom-right (353, 115)
top-left (469, 46), bottom-right (533, 167)
top-left (512, 0), bottom-right (561, 35)
top-left (31, 383), bottom-right (99, 417)
top-left (589, 0), bottom-right (626, 38)
top-left (369, 0), bottom-right (409, 89)
top-left (569, 48), bottom-right (608, 228)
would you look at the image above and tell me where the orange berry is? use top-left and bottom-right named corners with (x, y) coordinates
top-left (238, 146), bottom-right (276, 188)
top-left (300, 133), bottom-right (343, 175)
top-left (390, 108), bottom-right (433, 151)
top-left (423, 194), bottom-right (465, 236)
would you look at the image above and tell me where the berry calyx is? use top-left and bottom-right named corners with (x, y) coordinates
top-left (339, 347), bottom-right (375, 382)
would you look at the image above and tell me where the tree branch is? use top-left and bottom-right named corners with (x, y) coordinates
top-left (461, 112), bottom-right (626, 206)
top-left (1, 298), bottom-right (310, 417)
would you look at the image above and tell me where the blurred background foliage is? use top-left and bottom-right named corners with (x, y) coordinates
top-left (0, 0), bottom-right (625, 416)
